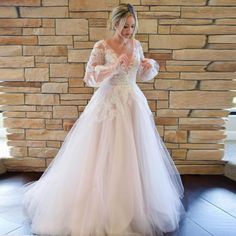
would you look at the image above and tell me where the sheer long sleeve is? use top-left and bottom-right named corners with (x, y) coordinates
top-left (83, 40), bottom-right (118, 88)
top-left (137, 41), bottom-right (159, 82)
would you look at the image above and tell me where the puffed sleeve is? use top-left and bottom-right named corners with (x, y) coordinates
top-left (83, 40), bottom-right (118, 88)
top-left (137, 40), bottom-right (159, 81)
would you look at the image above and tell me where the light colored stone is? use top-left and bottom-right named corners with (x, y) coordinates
top-left (208, 0), bottom-right (236, 6)
top-left (0, 0), bottom-right (41, 6)
top-left (0, 36), bottom-right (37, 45)
top-left (68, 49), bottom-right (91, 62)
top-left (56, 19), bottom-right (88, 35)
top-left (29, 147), bottom-right (59, 158)
top-left (10, 147), bottom-right (27, 157)
top-left (0, 69), bottom-right (24, 81)
top-left (143, 91), bottom-right (168, 100)
top-left (138, 19), bottom-right (157, 34)
top-left (42, 83), bottom-right (68, 93)
top-left (171, 25), bottom-right (236, 34)
top-left (47, 141), bottom-right (61, 148)
top-left (3, 111), bottom-right (25, 118)
top-left (0, 28), bottom-right (21, 35)
top-left (173, 49), bottom-right (236, 60)
top-left (0, 46), bottom-right (21, 56)
top-left (0, 56), bottom-right (34, 68)
top-left (172, 149), bottom-right (187, 160)
top-left (155, 117), bottom-right (178, 125)
top-left (189, 130), bottom-right (226, 140)
top-left (200, 80), bottom-right (236, 90)
top-left (25, 94), bottom-right (60, 105)
top-left (170, 91), bottom-right (235, 109)
top-left (207, 62), bottom-right (236, 72)
top-left (42, 19), bottom-right (55, 27)
top-left (156, 109), bottom-right (189, 117)
top-left (39, 36), bottom-right (72, 45)
top-left (0, 7), bottom-right (17, 18)
top-left (69, 78), bottom-right (85, 87)
top-left (1, 105), bottom-right (36, 112)
top-left (23, 28), bottom-right (55, 35)
top-left (150, 35), bottom-right (206, 49)
top-left (27, 112), bottom-right (52, 119)
top-left (60, 94), bottom-right (92, 100)
top-left (53, 106), bottom-right (78, 118)
top-left (155, 79), bottom-right (197, 90)
top-left (187, 149), bottom-right (224, 160)
top-left (164, 130), bottom-right (187, 143)
top-left (50, 64), bottom-right (84, 77)
top-left (25, 68), bottom-right (49, 82)
top-left (0, 94), bottom-right (24, 105)
top-left (4, 118), bottom-right (45, 129)
top-left (0, 19), bottom-right (41, 27)
top-left (216, 19), bottom-right (236, 24)
top-left (181, 72), bottom-right (235, 80)
top-left (209, 35), bottom-right (236, 44)
top-left (179, 118), bottom-right (225, 125)
top-left (89, 28), bottom-right (109, 41)
top-left (190, 110), bottom-right (229, 118)
top-left (42, 0), bottom-right (68, 6)
top-left (69, 0), bottom-right (119, 11)
top-left (20, 7), bottom-right (68, 18)
top-left (24, 46), bottom-right (67, 56)
top-left (138, 11), bottom-right (180, 19)
top-left (178, 164), bottom-right (224, 175)
top-left (159, 19), bottom-right (212, 25)
top-left (35, 56), bottom-right (67, 63)
top-left (26, 129), bottom-right (67, 141)
top-left (180, 143), bottom-right (224, 149)
top-left (70, 12), bottom-right (108, 19)
top-left (182, 6), bottom-right (236, 18)
top-left (69, 87), bottom-right (93, 93)
top-left (156, 100), bottom-right (168, 109)
top-left (142, 0), bottom-right (205, 5)
top-left (1, 158), bottom-right (45, 169)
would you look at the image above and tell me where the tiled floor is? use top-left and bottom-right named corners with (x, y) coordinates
top-left (0, 173), bottom-right (236, 236)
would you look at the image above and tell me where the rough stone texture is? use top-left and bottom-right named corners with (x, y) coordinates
top-left (0, 0), bottom-right (234, 174)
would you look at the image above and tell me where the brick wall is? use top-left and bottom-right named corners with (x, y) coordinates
top-left (0, 0), bottom-right (235, 173)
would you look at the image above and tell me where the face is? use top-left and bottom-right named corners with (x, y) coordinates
top-left (119, 15), bottom-right (135, 38)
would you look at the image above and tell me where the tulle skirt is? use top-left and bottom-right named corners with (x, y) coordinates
top-left (23, 82), bottom-right (185, 236)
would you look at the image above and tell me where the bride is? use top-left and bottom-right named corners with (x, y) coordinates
top-left (23, 3), bottom-right (185, 236)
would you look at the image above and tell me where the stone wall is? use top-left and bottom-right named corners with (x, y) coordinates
top-left (0, 0), bottom-right (235, 173)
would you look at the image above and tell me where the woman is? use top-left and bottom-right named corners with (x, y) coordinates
top-left (23, 3), bottom-right (185, 236)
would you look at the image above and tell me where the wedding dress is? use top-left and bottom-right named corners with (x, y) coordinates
top-left (22, 39), bottom-right (185, 236)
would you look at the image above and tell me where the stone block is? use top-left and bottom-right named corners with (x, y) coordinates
top-left (25, 94), bottom-right (60, 105)
top-left (20, 7), bottom-right (68, 18)
top-left (42, 83), bottom-right (68, 93)
top-left (25, 68), bottom-right (49, 82)
top-left (150, 35), bottom-right (206, 49)
top-left (56, 19), bottom-right (88, 35)
top-left (0, 69), bottom-right (24, 81)
top-left (53, 106), bottom-right (78, 118)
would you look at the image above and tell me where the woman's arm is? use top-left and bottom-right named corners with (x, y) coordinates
top-left (137, 40), bottom-right (159, 82)
top-left (83, 40), bottom-right (126, 87)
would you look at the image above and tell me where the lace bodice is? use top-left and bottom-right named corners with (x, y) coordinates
top-left (83, 39), bottom-right (159, 88)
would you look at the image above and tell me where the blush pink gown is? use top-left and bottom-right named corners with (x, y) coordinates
top-left (23, 39), bottom-right (185, 236)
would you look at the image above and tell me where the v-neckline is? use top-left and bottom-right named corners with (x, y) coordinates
top-left (103, 39), bottom-right (135, 65)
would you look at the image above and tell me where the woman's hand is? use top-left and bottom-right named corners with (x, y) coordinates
top-left (115, 54), bottom-right (129, 71)
top-left (63, 121), bottom-right (74, 131)
top-left (141, 58), bottom-right (152, 71)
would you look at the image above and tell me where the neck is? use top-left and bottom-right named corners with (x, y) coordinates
top-left (113, 32), bottom-right (129, 46)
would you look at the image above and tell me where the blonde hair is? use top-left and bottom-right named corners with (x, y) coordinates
top-left (108, 3), bottom-right (138, 38)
